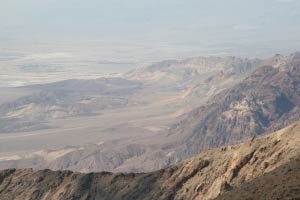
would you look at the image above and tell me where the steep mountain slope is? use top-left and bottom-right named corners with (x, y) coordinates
top-left (215, 159), bottom-right (300, 200)
top-left (1, 123), bottom-right (300, 200)
top-left (168, 52), bottom-right (300, 159)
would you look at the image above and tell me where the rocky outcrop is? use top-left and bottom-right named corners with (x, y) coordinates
top-left (215, 159), bottom-right (300, 200)
top-left (169, 53), bottom-right (300, 159)
top-left (1, 123), bottom-right (300, 200)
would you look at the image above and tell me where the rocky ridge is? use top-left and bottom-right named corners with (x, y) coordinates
top-left (167, 52), bottom-right (300, 159)
top-left (1, 123), bottom-right (299, 200)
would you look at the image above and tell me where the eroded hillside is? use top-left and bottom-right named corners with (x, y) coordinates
top-left (168, 52), bottom-right (300, 159)
top-left (1, 123), bottom-right (299, 200)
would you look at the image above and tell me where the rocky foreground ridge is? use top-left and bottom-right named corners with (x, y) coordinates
top-left (1, 123), bottom-right (300, 200)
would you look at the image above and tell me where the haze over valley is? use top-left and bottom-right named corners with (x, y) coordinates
top-left (1, 0), bottom-right (300, 199)
top-left (1, 52), bottom-right (300, 174)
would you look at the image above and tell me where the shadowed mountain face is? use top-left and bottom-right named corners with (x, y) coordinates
top-left (214, 159), bottom-right (300, 200)
top-left (0, 123), bottom-right (300, 200)
top-left (168, 53), bottom-right (300, 159)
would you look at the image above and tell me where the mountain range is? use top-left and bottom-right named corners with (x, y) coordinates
top-left (1, 123), bottom-right (299, 200)
top-left (0, 53), bottom-right (299, 174)
top-left (166, 52), bottom-right (300, 159)
top-left (0, 55), bottom-right (261, 172)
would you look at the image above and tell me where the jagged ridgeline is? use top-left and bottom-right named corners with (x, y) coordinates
top-left (1, 123), bottom-right (300, 200)
top-left (167, 53), bottom-right (300, 160)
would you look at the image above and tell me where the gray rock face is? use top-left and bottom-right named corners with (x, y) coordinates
top-left (168, 53), bottom-right (300, 159)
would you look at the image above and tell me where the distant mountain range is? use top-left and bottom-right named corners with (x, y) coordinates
top-left (0, 53), bottom-right (299, 174)
top-left (0, 56), bottom-right (261, 134)
top-left (1, 123), bottom-right (299, 200)
top-left (0, 55), bottom-right (261, 172)
top-left (126, 56), bottom-right (262, 106)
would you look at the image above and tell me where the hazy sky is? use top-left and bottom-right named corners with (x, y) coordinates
top-left (1, 0), bottom-right (300, 58)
